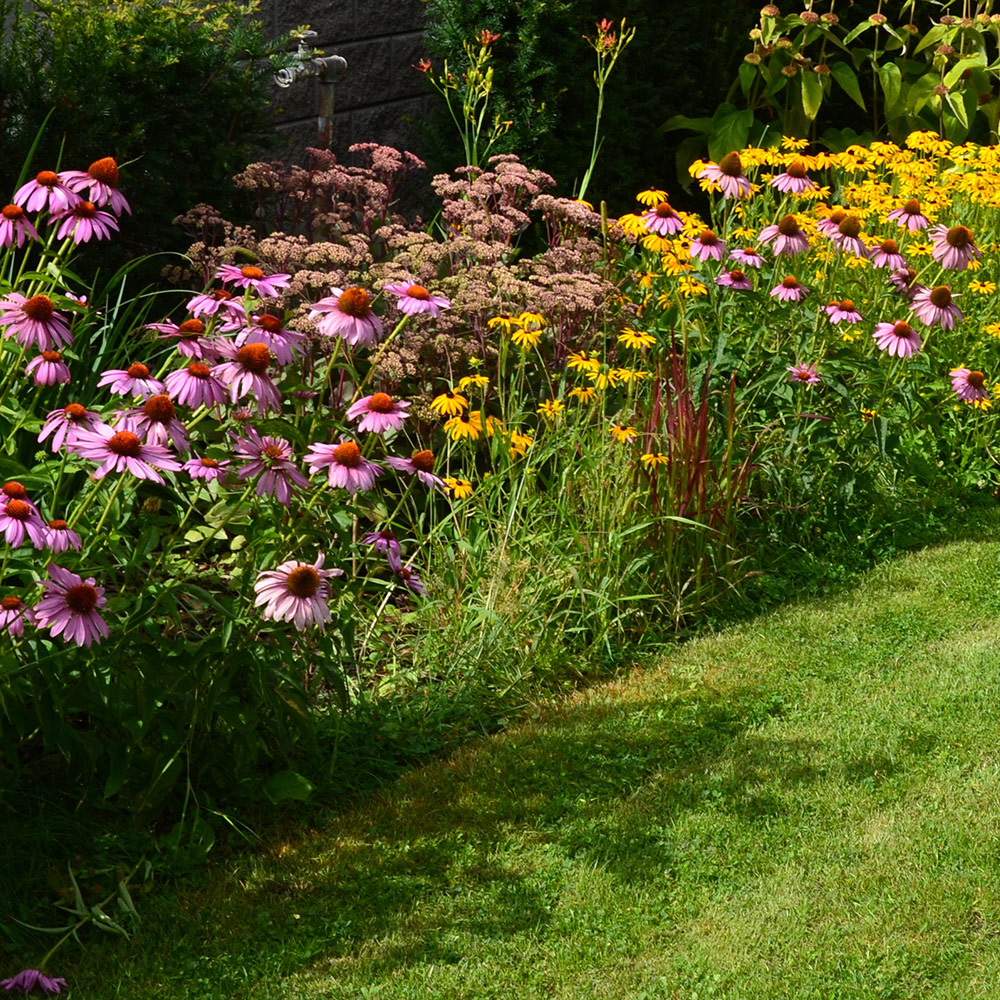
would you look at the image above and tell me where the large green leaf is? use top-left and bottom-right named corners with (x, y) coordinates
top-left (831, 61), bottom-right (866, 111)
top-left (264, 769), bottom-right (315, 804)
top-left (707, 105), bottom-right (754, 162)
top-left (878, 62), bottom-right (902, 118)
top-left (801, 70), bottom-right (824, 121)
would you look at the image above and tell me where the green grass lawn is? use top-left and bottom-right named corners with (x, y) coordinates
top-left (62, 532), bottom-right (1000, 998)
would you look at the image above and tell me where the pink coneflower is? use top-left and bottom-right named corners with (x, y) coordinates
top-left (253, 553), bottom-right (343, 631)
top-left (868, 238), bottom-right (906, 269)
top-left (236, 313), bottom-right (305, 366)
top-left (384, 281), bottom-right (451, 317)
top-left (233, 429), bottom-right (309, 506)
top-left (823, 299), bottom-right (863, 324)
top-left (98, 362), bottom-right (165, 399)
top-left (183, 455), bottom-right (230, 482)
top-left (714, 268), bottom-right (753, 291)
top-left (873, 320), bottom-right (923, 358)
top-left (345, 392), bottom-right (411, 434)
top-left (59, 156), bottom-right (131, 215)
top-left (0, 968), bottom-right (68, 996)
top-left (928, 224), bottom-right (981, 270)
top-left (0, 498), bottom-right (47, 548)
top-left (0, 596), bottom-right (36, 637)
top-left (52, 200), bottom-right (119, 243)
top-left (834, 215), bottom-right (867, 256)
top-left (394, 564), bottom-right (428, 596)
top-left (758, 214), bottom-right (810, 256)
top-left (26, 350), bottom-right (71, 386)
top-left (305, 439), bottom-right (383, 494)
top-left (912, 285), bottom-right (963, 330)
top-left (769, 275), bottom-right (809, 302)
top-left (71, 425), bottom-right (182, 483)
top-left (769, 159), bottom-right (817, 194)
top-left (950, 367), bottom-right (990, 405)
top-left (384, 449), bottom-right (445, 489)
top-left (787, 363), bottom-right (821, 385)
top-left (186, 287), bottom-right (245, 320)
top-left (640, 200), bottom-right (684, 236)
top-left (729, 246), bottom-right (765, 268)
top-left (44, 519), bottom-right (82, 554)
top-left (118, 394), bottom-right (190, 452)
top-left (888, 267), bottom-right (923, 300)
top-left (0, 293), bottom-right (73, 350)
top-left (816, 208), bottom-right (848, 239)
top-left (147, 317), bottom-right (221, 361)
top-left (13, 170), bottom-right (79, 213)
top-left (886, 198), bottom-right (930, 232)
top-left (0, 204), bottom-right (39, 248)
top-left (215, 264), bottom-right (291, 297)
top-left (309, 287), bottom-right (385, 347)
top-left (363, 529), bottom-right (403, 570)
top-left (698, 151), bottom-right (752, 199)
top-left (689, 229), bottom-right (727, 262)
top-left (212, 342), bottom-right (282, 414)
top-left (38, 402), bottom-right (100, 452)
top-left (33, 563), bottom-right (109, 648)
top-left (164, 361), bottom-right (228, 408)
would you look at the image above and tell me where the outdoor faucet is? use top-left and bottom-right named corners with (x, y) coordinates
top-left (274, 30), bottom-right (348, 149)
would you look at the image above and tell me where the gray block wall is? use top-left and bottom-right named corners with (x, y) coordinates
top-left (259, 0), bottom-right (436, 162)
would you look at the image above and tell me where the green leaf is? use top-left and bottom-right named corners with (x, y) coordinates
top-left (801, 70), bottom-right (823, 121)
top-left (842, 22), bottom-right (872, 45)
top-left (944, 53), bottom-right (986, 89)
top-left (264, 769), bottom-right (315, 804)
top-left (830, 62), bottom-right (866, 111)
top-left (878, 63), bottom-right (903, 117)
top-left (738, 61), bottom-right (757, 98)
top-left (657, 112), bottom-right (713, 136)
top-left (707, 106), bottom-right (754, 162)
top-left (914, 25), bottom-right (948, 55)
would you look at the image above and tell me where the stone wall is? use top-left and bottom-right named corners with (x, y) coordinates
top-left (259, 0), bottom-right (435, 162)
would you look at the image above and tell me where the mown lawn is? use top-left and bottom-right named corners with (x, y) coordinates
top-left (66, 532), bottom-right (1000, 998)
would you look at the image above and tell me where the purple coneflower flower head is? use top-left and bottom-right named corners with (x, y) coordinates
top-left (0, 204), bottom-right (40, 248)
top-left (310, 287), bottom-right (385, 347)
top-left (868, 238), bottom-right (906, 270)
top-left (44, 519), bottom-right (82, 553)
top-left (13, 170), bottom-right (79, 213)
top-left (886, 198), bottom-right (930, 232)
top-left (305, 440), bottom-right (383, 494)
top-left (769, 159), bottom-right (817, 194)
top-left (0, 293), bottom-right (72, 351)
top-left (394, 563), bottom-right (428, 596)
top-left (729, 246), bottom-right (765, 269)
top-left (787, 363), bottom-right (821, 385)
top-left (186, 287), bottom-right (245, 320)
top-left (640, 200), bottom-right (684, 236)
top-left (689, 229), bottom-right (727, 262)
top-left (164, 362), bottom-right (228, 409)
top-left (59, 156), bottom-right (131, 215)
top-left (26, 351), bottom-right (71, 386)
top-left (233, 429), bottom-right (309, 506)
top-left (51, 200), bottom-right (119, 243)
top-left (71, 425), bottom-right (182, 484)
top-left (38, 402), bottom-right (100, 452)
top-left (816, 208), bottom-right (848, 240)
top-left (1, 481), bottom-right (36, 511)
top-left (714, 268), bottom-right (753, 291)
top-left (384, 449), bottom-right (445, 489)
top-left (183, 455), bottom-right (230, 482)
top-left (873, 320), bottom-right (923, 358)
top-left (98, 362), bottom-right (165, 399)
top-left (384, 281), bottom-right (451, 317)
top-left (147, 317), bottom-right (221, 361)
top-left (0, 596), bottom-right (36, 637)
top-left (212, 342), bottom-right (282, 415)
top-left (888, 267), bottom-right (923, 300)
top-left (928, 224), bottom-right (981, 270)
top-left (345, 392), bottom-right (411, 434)
top-left (0, 498), bottom-right (47, 548)
top-left (758, 214), bottom-right (810, 256)
top-left (0, 968), bottom-right (68, 996)
top-left (950, 367), bottom-right (990, 405)
top-left (834, 215), bottom-right (867, 257)
top-left (824, 299), bottom-right (863, 324)
top-left (235, 313), bottom-right (305, 366)
top-left (770, 275), bottom-right (809, 302)
top-left (33, 564), bottom-right (109, 648)
top-left (698, 151), bottom-right (752, 199)
top-left (912, 285), bottom-right (963, 330)
top-left (215, 264), bottom-right (291, 297)
top-left (118, 394), bottom-right (190, 453)
top-left (363, 529), bottom-right (403, 571)
top-left (253, 553), bottom-right (343, 631)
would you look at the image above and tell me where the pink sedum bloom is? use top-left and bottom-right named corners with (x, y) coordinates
top-left (689, 229), bottom-right (727, 262)
top-left (253, 553), bottom-right (344, 631)
top-left (0, 293), bottom-right (72, 351)
top-left (928, 224), bottom-right (981, 270)
top-left (911, 285), bottom-right (963, 330)
top-left (98, 362), bottom-right (165, 399)
top-left (59, 156), bottom-right (131, 215)
top-left (770, 276), bottom-right (809, 302)
top-left (383, 280), bottom-right (451, 316)
top-left (33, 563), bottom-right (109, 648)
top-left (886, 198), bottom-right (930, 232)
top-left (0, 204), bottom-right (40, 248)
top-left (305, 439), bottom-right (383, 494)
top-left (13, 170), bottom-right (80, 213)
top-left (345, 392), bottom-right (411, 434)
top-left (787, 363), bottom-right (821, 385)
top-left (26, 350), bottom-right (71, 386)
top-left (71, 425), bottom-right (182, 484)
top-left (215, 264), bottom-right (291, 297)
top-left (0, 595), bottom-right (36, 637)
top-left (38, 402), bottom-right (100, 452)
top-left (232, 429), bottom-right (309, 506)
top-left (873, 320), bottom-right (923, 358)
top-left (698, 152), bottom-right (752, 199)
top-left (0, 498), bottom-right (47, 548)
top-left (51, 200), bottom-right (119, 243)
top-left (950, 367), bottom-right (990, 405)
top-left (310, 287), bottom-right (384, 347)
